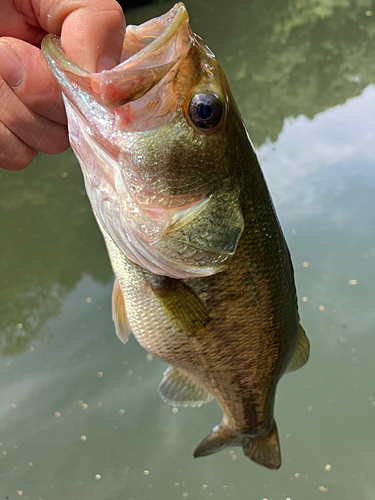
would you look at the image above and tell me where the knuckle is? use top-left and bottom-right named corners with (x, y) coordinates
top-left (0, 123), bottom-right (36, 171)
top-left (33, 122), bottom-right (69, 155)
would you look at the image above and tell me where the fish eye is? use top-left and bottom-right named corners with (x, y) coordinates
top-left (188, 92), bottom-right (224, 132)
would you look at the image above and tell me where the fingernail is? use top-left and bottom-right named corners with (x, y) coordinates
top-left (0, 41), bottom-right (24, 87)
top-left (97, 55), bottom-right (118, 72)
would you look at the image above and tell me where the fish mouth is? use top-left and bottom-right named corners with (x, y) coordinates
top-left (42, 2), bottom-right (191, 107)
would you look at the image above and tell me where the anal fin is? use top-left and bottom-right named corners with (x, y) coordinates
top-left (112, 278), bottom-right (132, 344)
top-left (284, 323), bottom-right (310, 374)
top-left (158, 365), bottom-right (213, 407)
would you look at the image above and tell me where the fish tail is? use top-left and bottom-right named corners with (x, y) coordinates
top-left (194, 421), bottom-right (281, 470)
top-left (243, 423), bottom-right (281, 470)
top-left (193, 423), bottom-right (239, 458)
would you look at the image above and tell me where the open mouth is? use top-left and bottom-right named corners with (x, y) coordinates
top-left (42, 3), bottom-right (191, 107)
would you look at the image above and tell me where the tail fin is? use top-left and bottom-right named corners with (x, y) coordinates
top-left (194, 422), bottom-right (282, 470)
top-left (243, 424), bottom-right (281, 470)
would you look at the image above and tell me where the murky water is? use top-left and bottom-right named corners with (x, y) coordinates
top-left (1, 1), bottom-right (375, 499)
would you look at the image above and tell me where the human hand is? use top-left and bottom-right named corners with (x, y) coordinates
top-left (0, 0), bottom-right (125, 171)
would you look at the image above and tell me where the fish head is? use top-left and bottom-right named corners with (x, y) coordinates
top-left (42, 2), bottom-right (246, 279)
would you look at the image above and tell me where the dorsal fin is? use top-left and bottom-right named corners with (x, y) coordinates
top-left (284, 324), bottom-right (310, 374)
top-left (158, 365), bottom-right (213, 407)
top-left (112, 279), bottom-right (132, 344)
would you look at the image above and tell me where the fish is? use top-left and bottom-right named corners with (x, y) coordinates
top-left (42, 2), bottom-right (310, 469)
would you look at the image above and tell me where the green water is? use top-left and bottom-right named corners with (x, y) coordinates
top-left (1, 0), bottom-right (375, 498)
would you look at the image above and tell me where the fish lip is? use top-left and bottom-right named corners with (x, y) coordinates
top-left (112, 2), bottom-right (189, 71)
top-left (41, 3), bottom-right (190, 106)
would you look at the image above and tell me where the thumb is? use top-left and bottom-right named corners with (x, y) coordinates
top-left (37, 0), bottom-right (126, 72)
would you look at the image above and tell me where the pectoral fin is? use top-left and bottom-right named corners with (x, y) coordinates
top-left (284, 324), bottom-right (310, 374)
top-left (112, 279), bottom-right (132, 344)
top-left (158, 365), bottom-right (214, 407)
top-left (243, 424), bottom-right (281, 470)
top-left (150, 278), bottom-right (210, 336)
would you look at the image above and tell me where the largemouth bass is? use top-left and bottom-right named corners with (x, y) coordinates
top-left (42, 3), bottom-right (309, 469)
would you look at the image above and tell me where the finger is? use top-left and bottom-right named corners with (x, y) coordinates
top-left (0, 38), bottom-right (67, 125)
top-left (0, 121), bottom-right (37, 171)
top-left (0, 0), bottom-right (47, 46)
top-left (0, 75), bottom-right (69, 155)
top-left (0, 39), bottom-right (69, 170)
top-left (35, 0), bottom-right (126, 71)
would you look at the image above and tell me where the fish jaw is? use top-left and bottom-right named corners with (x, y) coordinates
top-left (41, 3), bottom-right (192, 153)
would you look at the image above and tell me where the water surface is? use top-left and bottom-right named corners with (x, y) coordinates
top-left (1, 1), bottom-right (374, 499)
